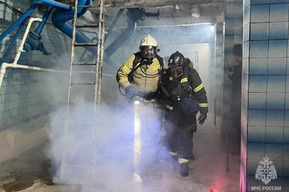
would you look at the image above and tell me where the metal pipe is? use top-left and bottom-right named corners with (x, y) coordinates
top-left (0, 61), bottom-right (113, 87)
top-left (104, 7), bottom-right (164, 58)
top-left (1, 21), bottom-right (26, 62)
top-left (0, 15), bottom-right (112, 87)
top-left (18, 6), bottom-right (54, 63)
top-left (13, 18), bottom-right (43, 66)
top-left (103, 52), bottom-right (120, 67)
top-left (51, 1), bottom-right (120, 68)
top-left (0, 62), bottom-right (112, 87)
top-left (51, 0), bottom-right (94, 52)
top-left (0, 2), bottom-right (38, 41)
top-left (0, 63), bottom-right (8, 87)
top-left (136, 23), bottom-right (212, 29)
top-left (52, 5), bottom-right (139, 67)
top-left (36, 0), bottom-right (72, 10)
top-left (0, 62), bottom-right (66, 87)
top-left (105, 19), bottom-right (136, 58)
top-left (0, 14), bottom-right (74, 85)
top-left (0, 0), bottom-right (74, 62)
top-left (104, 8), bottom-right (124, 42)
top-left (35, 6), bottom-right (53, 35)
top-left (145, 9), bottom-right (160, 18)
top-left (5, 62), bottom-right (67, 73)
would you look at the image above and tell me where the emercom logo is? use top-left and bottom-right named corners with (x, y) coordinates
top-left (255, 156), bottom-right (277, 185)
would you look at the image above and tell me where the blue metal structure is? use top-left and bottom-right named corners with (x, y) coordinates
top-left (0, 0), bottom-right (160, 67)
top-left (105, 8), bottom-right (160, 57)
top-left (1, 21), bottom-right (25, 62)
top-left (0, 0), bottom-right (91, 64)
top-left (19, 5), bottom-right (54, 61)
top-left (51, 0), bottom-right (96, 53)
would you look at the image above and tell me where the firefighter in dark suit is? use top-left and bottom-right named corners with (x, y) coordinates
top-left (160, 51), bottom-right (208, 177)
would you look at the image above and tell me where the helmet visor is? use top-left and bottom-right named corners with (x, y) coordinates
top-left (170, 67), bottom-right (183, 78)
top-left (140, 46), bottom-right (156, 59)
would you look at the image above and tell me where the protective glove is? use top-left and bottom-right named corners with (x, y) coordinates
top-left (198, 113), bottom-right (207, 125)
top-left (125, 85), bottom-right (139, 96)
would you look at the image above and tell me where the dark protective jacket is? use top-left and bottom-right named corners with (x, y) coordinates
top-left (160, 60), bottom-right (208, 131)
top-left (228, 62), bottom-right (242, 113)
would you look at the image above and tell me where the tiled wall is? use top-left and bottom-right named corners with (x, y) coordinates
top-left (0, 68), bottom-right (68, 130)
top-left (222, 0), bottom-right (243, 138)
top-left (0, 0), bottom-right (70, 130)
top-left (242, 0), bottom-right (289, 191)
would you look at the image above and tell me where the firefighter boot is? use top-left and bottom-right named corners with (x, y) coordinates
top-left (179, 163), bottom-right (189, 177)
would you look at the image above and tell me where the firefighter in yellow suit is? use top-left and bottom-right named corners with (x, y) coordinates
top-left (116, 35), bottom-right (168, 180)
top-left (116, 35), bottom-right (168, 102)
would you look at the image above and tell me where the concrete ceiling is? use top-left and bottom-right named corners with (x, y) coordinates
top-left (57, 0), bottom-right (225, 7)
top-left (56, 0), bottom-right (224, 25)
top-left (137, 3), bottom-right (224, 26)
top-left (104, 0), bottom-right (224, 25)
top-left (88, 3), bottom-right (224, 27)
top-left (103, 0), bottom-right (225, 8)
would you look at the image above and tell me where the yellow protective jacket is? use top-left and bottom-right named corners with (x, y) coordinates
top-left (117, 53), bottom-right (168, 93)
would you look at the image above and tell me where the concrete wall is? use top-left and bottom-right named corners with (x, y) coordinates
top-left (241, 0), bottom-right (289, 191)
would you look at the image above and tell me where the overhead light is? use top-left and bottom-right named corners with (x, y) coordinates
top-left (210, 25), bottom-right (215, 31)
top-left (191, 4), bottom-right (200, 17)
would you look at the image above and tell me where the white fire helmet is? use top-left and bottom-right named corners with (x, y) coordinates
top-left (139, 34), bottom-right (158, 47)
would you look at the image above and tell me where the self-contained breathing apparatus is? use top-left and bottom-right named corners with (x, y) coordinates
top-left (117, 51), bottom-right (165, 102)
top-left (160, 51), bottom-right (199, 114)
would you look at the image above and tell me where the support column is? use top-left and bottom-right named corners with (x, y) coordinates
top-left (241, 0), bottom-right (289, 191)
top-left (215, 22), bottom-right (224, 124)
top-left (222, 0), bottom-right (243, 140)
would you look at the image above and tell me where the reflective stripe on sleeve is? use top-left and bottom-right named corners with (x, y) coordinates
top-left (119, 77), bottom-right (129, 83)
top-left (122, 65), bottom-right (131, 74)
top-left (199, 103), bottom-right (208, 107)
top-left (194, 83), bottom-right (204, 92)
top-left (181, 77), bottom-right (188, 83)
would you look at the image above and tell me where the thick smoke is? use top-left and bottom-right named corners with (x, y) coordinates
top-left (45, 95), bottom-right (171, 191)
top-left (42, 8), bottom-right (216, 191)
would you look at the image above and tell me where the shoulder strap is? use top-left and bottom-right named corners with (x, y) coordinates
top-left (185, 65), bottom-right (193, 85)
top-left (133, 52), bottom-right (141, 69)
top-left (181, 66), bottom-right (193, 93)
top-left (128, 52), bottom-right (142, 83)
top-left (156, 55), bottom-right (164, 69)
top-left (133, 53), bottom-right (164, 69)
top-left (130, 53), bottom-right (163, 78)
